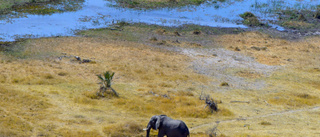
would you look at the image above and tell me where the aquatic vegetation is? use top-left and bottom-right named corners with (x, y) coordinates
top-left (239, 12), bottom-right (256, 19)
top-left (12, 4), bottom-right (60, 15)
top-left (109, 0), bottom-right (206, 9)
top-left (239, 12), bottom-right (264, 27)
top-left (0, 0), bottom-right (50, 12)
top-left (1, 0), bottom-right (84, 16)
top-left (276, 9), bottom-right (320, 30)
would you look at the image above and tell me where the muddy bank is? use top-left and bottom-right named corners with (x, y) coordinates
top-left (132, 23), bottom-right (320, 40)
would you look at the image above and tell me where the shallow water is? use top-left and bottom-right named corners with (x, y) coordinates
top-left (0, 0), bottom-right (318, 41)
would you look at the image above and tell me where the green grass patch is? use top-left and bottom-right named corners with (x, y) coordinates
top-left (77, 27), bottom-right (140, 42)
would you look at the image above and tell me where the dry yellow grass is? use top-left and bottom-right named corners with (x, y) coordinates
top-left (217, 31), bottom-right (320, 68)
top-left (1, 25), bottom-right (320, 136)
top-left (0, 36), bottom-right (216, 136)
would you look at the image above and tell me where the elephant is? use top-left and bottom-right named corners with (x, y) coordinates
top-left (144, 115), bottom-right (190, 137)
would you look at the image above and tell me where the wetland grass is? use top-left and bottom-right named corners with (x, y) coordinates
top-left (277, 9), bottom-right (320, 30)
top-left (110, 0), bottom-right (205, 9)
top-left (0, 0), bottom-right (84, 16)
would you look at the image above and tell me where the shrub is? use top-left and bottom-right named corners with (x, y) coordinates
top-left (260, 121), bottom-right (272, 125)
top-left (220, 82), bottom-right (229, 86)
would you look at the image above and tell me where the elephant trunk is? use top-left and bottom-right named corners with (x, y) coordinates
top-left (144, 124), bottom-right (151, 137)
top-left (146, 128), bottom-right (150, 137)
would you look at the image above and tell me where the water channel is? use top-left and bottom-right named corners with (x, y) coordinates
top-left (0, 0), bottom-right (318, 41)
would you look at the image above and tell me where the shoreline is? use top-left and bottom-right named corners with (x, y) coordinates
top-left (1, 0), bottom-right (320, 42)
top-left (1, 22), bottom-right (319, 44)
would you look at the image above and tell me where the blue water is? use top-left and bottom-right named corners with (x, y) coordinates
top-left (0, 0), bottom-right (318, 41)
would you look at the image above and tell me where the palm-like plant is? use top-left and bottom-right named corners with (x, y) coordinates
top-left (97, 71), bottom-right (114, 88)
top-left (97, 71), bottom-right (118, 97)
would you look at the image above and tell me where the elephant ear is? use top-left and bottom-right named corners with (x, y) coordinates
top-left (155, 115), bottom-right (161, 130)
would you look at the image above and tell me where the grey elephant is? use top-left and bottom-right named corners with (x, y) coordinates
top-left (144, 115), bottom-right (190, 137)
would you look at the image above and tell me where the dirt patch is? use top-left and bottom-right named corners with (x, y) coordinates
top-left (179, 48), bottom-right (279, 91)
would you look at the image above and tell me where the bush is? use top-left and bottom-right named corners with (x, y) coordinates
top-left (239, 12), bottom-right (256, 19)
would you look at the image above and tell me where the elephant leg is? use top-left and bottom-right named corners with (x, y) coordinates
top-left (158, 130), bottom-right (166, 137)
top-left (166, 131), bottom-right (182, 137)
